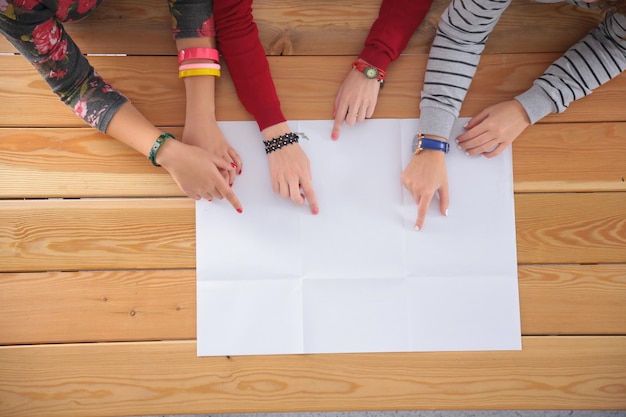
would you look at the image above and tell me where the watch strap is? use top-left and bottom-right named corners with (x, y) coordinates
top-left (412, 134), bottom-right (450, 154)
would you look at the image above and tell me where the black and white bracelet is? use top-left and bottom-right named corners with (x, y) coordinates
top-left (263, 132), bottom-right (307, 154)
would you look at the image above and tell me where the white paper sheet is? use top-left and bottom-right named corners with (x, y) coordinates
top-left (196, 119), bottom-right (521, 356)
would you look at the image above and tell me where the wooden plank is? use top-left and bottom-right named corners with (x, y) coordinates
top-left (2, 55), bottom-right (625, 128)
top-left (1, 122), bottom-right (624, 199)
top-left (0, 0), bottom-right (602, 56)
top-left (1, 265), bottom-right (624, 345)
top-left (0, 193), bottom-right (624, 271)
top-left (0, 270), bottom-right (196, 345)
top-left (518, 265), bottom-right (626, 335)
top-left (513, 123), bottom-right (626, 193)
top-left (0, 198), bottom-right (195, 272)
top-left (0, 127), bottom-right (182, 198)
top-left (1, 337), bottom-right (625, 416)
top-left (516, 192), bottom-right (626, 264)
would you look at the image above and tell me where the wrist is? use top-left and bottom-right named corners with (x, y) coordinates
top-left (412, 133), bottom-right (450, 155)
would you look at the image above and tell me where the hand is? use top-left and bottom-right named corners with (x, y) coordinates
top-left (181, 120), bottom-right (242, 186)
top-left (157, 139), bottom-right (243, 213)
top-left (331, 66), bottom-right (381, 140)
top-left (456, 100), bottom-right (531, 158)
top-left (263, 123), bottom-right (319, 214)
top-left (401, 150), bottom-right (449, 231)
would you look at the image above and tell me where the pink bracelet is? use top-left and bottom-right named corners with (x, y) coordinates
top-left (178, 48), bottom-right (220, 64)
top-left (178, 63), bottom-right (221, 71)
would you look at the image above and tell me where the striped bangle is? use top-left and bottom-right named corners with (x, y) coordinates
top-left (178, 63), bottom-right (221, 71)
top-left (148, 132), bottom-right (175, 167)
top-left (179, 68), bottom-right (221, 78)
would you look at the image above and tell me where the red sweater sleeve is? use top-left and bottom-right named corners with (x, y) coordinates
top-left (359, 0), bottom-right (434, 71)
top-left (213, 0), bottom-right (286, 131)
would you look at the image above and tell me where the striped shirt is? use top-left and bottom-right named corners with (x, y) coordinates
top-left (419, 0), bottom-right (626, 139)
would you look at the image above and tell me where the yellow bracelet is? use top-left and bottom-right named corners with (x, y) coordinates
top-left (178, 68), bottom-right (221, 78)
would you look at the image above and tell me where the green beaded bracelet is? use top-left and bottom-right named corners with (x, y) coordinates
top-left (148, 132), bottom-right (175, 167)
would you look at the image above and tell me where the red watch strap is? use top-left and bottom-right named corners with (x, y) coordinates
top-left (352, 61), bottom-right (386, 80)
top-left (178, 48), bottom-right (220, 65)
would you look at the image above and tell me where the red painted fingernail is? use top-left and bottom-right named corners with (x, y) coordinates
top-left (331, 133), bottom-right (338, 140)
top-left (236, 208), bottom-right (243, 213)
top-left (312, 208), bottom-right (319, 215)
top-left (238, 169), bottom-right (242, 175)
top-left (229, 183), bottom-right (233, 188)
top-left (231, 162), bottom-right (238, 169)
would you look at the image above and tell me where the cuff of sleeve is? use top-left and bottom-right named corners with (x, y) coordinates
top-left (418, 106), bottom-right (457, 140)
top-left (255, 104), bottom-right (287, 132)
top-left (515, 85), bottom-right (555, 125)
top-left (358, 49), bottom-right (392, 72)
top-left (98, 94), bottom-right (128, 133)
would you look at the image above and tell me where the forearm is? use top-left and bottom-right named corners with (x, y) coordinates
top-left (213, 0), bottom-right (286, 131)
top-left (419, 0), bottom-right (510, 139)
top-left (515, 11), bottom-right (626, 124)
top-left (359, 0), bottom-right (434, 71)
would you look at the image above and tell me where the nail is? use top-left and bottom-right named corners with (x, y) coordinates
top-left (312, 208), bottom-right (319, 215)
top-left (465, 151), bottom-right (470, 156)
top-left (331, 133), bottom-right (338, 141)
top-left (238, 169), bottom-right (242, 175)
top-left (455, 139), bottom-right (460, 144)
top-left (229, 183), bottom-right (233, 188)
top-left (231, 162), bottom-right (238, 169)
top-left (457, 145), bottom-right (462, 150)
top-left (236, 208), bottom-right (243, 214)
top-left (414, 225), bottom-right (420, 232)
top-left (445, 209), bottom-right (449, 217)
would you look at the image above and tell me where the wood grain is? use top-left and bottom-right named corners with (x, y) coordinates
top-left (0, 194), bottom-right (624, 271)
top-left (0, 0), bottom-right (602, 56)
top-left (516, 192), bottom-right (626, 264)
top-left (2, 54), bottom-right (625, 128)
top-left (1, 122), bottom-right (624, 199)
top-left (1, 265), bottom-right (624, 345)
top-left (0, 337), bottom-right (624, 417)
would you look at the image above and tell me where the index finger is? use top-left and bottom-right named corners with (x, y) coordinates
top-left (415, 192), bottom-right (434, 231)
top-left (216, 181), bottom-right (243, 213)
top-left (331, 113), bottom-right (344, 141)
top-left (300, 179), bottom-right (319, 215)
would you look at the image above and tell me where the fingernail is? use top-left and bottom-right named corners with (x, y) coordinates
top-left (236, 208), bottom-right (243, 213)
top-left (455, 139), bottom-right (459, 144)
top-left (231, 162), bottom-right (238, 169)
top-left (457, 145), bottom-right (462, 150)
top-left (414, 225), bottom-right (420, 232)
top-left (312, 208), bottom-right (319, 215)
top-left (445, 209), bottom-right (449, 217)
top-left (465, 151), bottom-right (470, 156)
top-left (331, 133), bottom-right (338, 140)
top-left (229, 183), bottom-right (233, 188)
top-left (238, 169), bottom-right (242, 175)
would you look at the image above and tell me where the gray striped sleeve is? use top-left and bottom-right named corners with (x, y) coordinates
top-left (516, 10), bottom-right (626, 123)
top-left (419, 0), bottom-right (511, 139)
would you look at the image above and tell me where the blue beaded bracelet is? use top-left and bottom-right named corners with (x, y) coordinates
top-left (148, 132), bottom-right (175, 167)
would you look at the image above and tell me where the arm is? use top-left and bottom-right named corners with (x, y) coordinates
top-left (0, 2), bottom-right (127, 133)
top-left (457, 8), bottom-right (626, 157)
top-left (213, 0), bottom-right (318, 214)
top-left (0, 1), bottom-right (241, 210)
top-left (403, 0), bottom-right (509, 230)
top-left (168, 0), bottom-right (243, 189)
top-left (332, 0), bottom-right (434, 139)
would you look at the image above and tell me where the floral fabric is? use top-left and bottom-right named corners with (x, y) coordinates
top-left (0, 0), bottom-right (214, 132)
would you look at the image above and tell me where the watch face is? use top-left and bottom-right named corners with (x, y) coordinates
top-left (364, 66), bottom-right (379, 79)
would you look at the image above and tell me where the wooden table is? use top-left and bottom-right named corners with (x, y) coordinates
top-left (1, 1), bottom-right (625, 416)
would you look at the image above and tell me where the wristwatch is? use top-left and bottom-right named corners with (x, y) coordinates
top-left (412, 133), bottom-right (450, 155)
top-left (352, 61), bottom-right (386, 83)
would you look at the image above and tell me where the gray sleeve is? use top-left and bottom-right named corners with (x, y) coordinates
top-left (516, 11), bottom-right (626, 124)
top-left (419, 0), bottom-right (511, 139)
